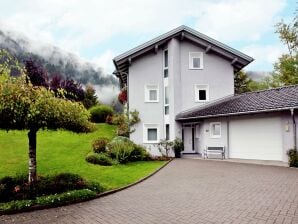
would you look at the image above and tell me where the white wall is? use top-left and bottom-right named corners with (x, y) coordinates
top-left (128, 37), bottom-right (235, 155)
top-left (128, 50), bottom-right (164, 155)
top-left (179, 40), bottom-right (234, 111)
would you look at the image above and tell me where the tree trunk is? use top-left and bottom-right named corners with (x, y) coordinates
top-left (28, 129), bottom-right (37, 185)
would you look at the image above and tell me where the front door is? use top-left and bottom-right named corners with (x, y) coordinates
top-left (183, 127), bottom-right (194, 153)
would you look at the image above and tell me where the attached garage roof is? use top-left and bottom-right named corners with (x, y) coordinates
top-left (176, 85), bottom-right (298, 121)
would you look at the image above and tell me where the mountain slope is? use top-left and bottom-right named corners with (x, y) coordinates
top-left (0, 29), bottom-right (118, 86)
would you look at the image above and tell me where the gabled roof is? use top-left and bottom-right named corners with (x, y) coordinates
top-left (176, 85), bottom-right (298, 121)
top-left (113, 25), bottom-right (254, 86)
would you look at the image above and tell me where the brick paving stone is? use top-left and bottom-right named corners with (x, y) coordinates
top-left (1, 159), bottom-right (298, 224)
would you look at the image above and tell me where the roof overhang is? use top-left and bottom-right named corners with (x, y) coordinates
top-left (113, 25), bottom-right (254, 85)
top-left (176, 106), bottom-right (298, 122)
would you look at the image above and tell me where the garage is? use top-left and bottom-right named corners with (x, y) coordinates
top-left (229, 116), bottom-right (283, 161)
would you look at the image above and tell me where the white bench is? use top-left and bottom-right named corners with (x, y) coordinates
top-left (204, 146), bottom-right (225, 160)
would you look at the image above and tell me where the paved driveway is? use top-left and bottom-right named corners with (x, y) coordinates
top-left (2, 159), bottom-right (298, 224)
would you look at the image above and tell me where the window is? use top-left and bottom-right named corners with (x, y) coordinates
top-left (165, 106), bottom-right (169, 115)
top-left (145, 85), bottom-right (159, 102)
top-left (210, 122), bottom-right (221, 138)
top-left (163, 50), bottom-right (169, 78)
top-left (189, 52), bottom-right (203, 69)
top-left (165, 124), bottom-right (170, 140)
top-left (194, 84), bottom-right (209, 102)
top-left (143, 124), bottom-right (159, 143)
top-left (148, 128), bottom-right (157, 141)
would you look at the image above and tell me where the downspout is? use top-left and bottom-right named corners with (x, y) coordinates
top-left (226, 118), bottom-right (230, 159)
top-left (126, 72), bottom-right (129, 137)
top-left (290, 108), bottom-right (297, 150)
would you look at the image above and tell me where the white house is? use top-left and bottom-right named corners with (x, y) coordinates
top-left (113, 25), bottom-right (298, 163)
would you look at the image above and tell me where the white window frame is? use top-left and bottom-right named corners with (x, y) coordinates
top-left (143, 124), bottom-right (159, 143)
top-left (189, 52), bottom-right (203, 69)
top-left (144, 84), bottom-right (159, 103)
top-left (194, 84), bottom-right (209, 102)
top-left (210, 122), bottom-right (221, 138)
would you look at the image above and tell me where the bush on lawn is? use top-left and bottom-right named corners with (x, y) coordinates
top-left (85, 152), bottom-right (114, 166)
top-left (130, 144), bottom-right (150, 161)
top-left (89, 105), bottom-right (114, 123)
top-left (92, 137), bottom-right (109, 153)
top-left (0, 189), bottom-right (97, 213)
top-left (107, 141), bottom-right (135, 164)
top-left (107, 137), bottom-right (149, 163)
top-left (287, 149), bottom-right (298, 167)
top-left (0, 173), bottom-right (104, 203)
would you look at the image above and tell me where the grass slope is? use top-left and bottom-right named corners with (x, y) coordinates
top-left (0, 124), bottom-right (165, 190)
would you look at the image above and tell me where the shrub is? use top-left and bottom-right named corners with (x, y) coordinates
top-left (0, 189), bottom-right (97, 213)
top-left (130, 145), bottom-right (150, 161)
top-left (0, 173), bottom-right (104, 203)
top-left (89, 105), bottom-right (114, 123)
top-left (105, 114), bottom-right (113, 124)
top-left (287, 149), bottom-right (298, 167)
top-left (107, 141), bottom-right (135, 164)
top-left (85, 152), bottom-right (114, 166)
top-left (173, 138), bottom-right (183, 158)
top-left (92, 137), bottom-right (109, 153)
top-left (110, 136), bottom-right (132, 144)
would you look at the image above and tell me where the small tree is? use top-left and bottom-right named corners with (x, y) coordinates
top-left (83, 84), bottom-right (98, 109)
top-left (234, 70), bottom-right (252, 94)
top-left (157, 139), bottom-right (173, 157)
top-left (25, 59), bottom-right (49, 87)
top-left (0, 70), bottom-right (94, 185)
top-left (113, 109), bottom-right (140, 137)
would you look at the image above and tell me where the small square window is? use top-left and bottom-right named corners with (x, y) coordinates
top-left (210, 122), bottom-right (221, 138)
top-left (195, 84), bottom-right (209, 102)
top-left (189, 52), bottom-right (203, 69)
top-left (144, 124), bottom-right (159, 143)
top-left (148, 128), bottom-right (157, 141)
top-left (193, 57), bottom-right (201, 68)
top-left (199, 90), bottom-right (206, 101)
top-left (145, 85), bottom-right (159, 102)
top-left (149, 90), bottom-right (157, 101)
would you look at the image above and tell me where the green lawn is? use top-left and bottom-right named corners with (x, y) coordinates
top-left (0, 124), bottom-right (165, 190)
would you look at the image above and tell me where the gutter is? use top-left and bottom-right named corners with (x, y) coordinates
top-left (176, 106), bottom-right (298, 121)
top-left (290, 108), bottom-right (297, 150)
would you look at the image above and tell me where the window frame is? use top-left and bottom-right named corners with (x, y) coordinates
top-left (194, 84), bottom-right (209, 102)
top-left (143, 124), bottom-right (159, 143)
top-left (144, 84), bottom-right (159, 103)
top-left (210, 122), bottom-right (221, 138)
top-left (189, 52), bottom-right (204, 70)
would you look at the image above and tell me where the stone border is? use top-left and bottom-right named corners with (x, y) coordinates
top-left (0, 159), bottom-right (173, 216)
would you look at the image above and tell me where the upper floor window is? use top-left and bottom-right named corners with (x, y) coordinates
top-left (194, 84), bottom-right (209, 102)
top-left (163, 50), bottom-right (169, 78)
top-left (145, 85), bottom-right (159, 102)
top-left (210, 122), bottom-right (221, 138)
top-left (189, 52), bottom-right (203, 69)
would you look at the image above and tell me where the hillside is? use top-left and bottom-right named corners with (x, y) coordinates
top-left (0, 29), bottom-right (118, 86)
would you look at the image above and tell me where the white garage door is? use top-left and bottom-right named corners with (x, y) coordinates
top-left (229, 116), bottom-right (283, 161)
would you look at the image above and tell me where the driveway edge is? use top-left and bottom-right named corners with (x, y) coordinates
top-left (0, 159), bottom-right (173, 216)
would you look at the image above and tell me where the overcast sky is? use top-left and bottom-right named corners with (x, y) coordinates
top-left (0, 0), bottom-right (296, 73)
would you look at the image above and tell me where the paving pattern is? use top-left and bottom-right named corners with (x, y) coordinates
top-left (1, 159), bottom-right (298, 224)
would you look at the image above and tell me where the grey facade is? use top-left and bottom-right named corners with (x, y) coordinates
top-left (113, 25), bottom-right (297, 162)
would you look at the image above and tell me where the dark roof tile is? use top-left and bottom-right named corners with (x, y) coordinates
top-left (176, 85), bottom-right (298, 120)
